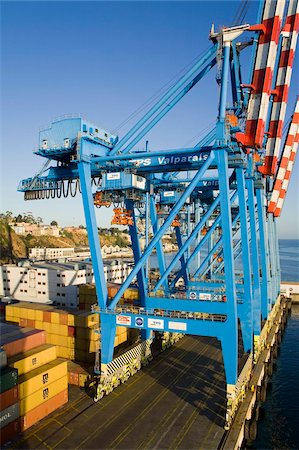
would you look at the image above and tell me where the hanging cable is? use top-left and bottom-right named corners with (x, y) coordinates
top-left (181, 120), bottom-right (216, 148)
top-left (111, 46), bottom-right (212, 134)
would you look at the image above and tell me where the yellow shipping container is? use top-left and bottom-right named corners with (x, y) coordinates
top-left (35, 320), bottom-right (46, 331)
top-left (67, 314), bottom-right (75, 326)
top-left (49, 323), bottom-right (68, 337)
top-left (118, 333), bottom-right (127, 345)
top-left (18, 307), bottom-right (30, 320)
top-left (87, 340), bottom-right (99, 353)
top-left (56, 346), bottom-right (74, 359)
top-left (75, 314), bottom-right (99, 328)
top-left (5, 315), bottom-right (18, 323)
top-left (5, 305), bottom-right (19, 319)
top-left (26, 309), bottom-right (36, 321)
top-left (50, 311), bottom-right (61, 324)
top-left (116, 326), bottom-right (127, 337)
top-left (76, 328), bottom-right (99, 341)
top-left (35, 309), bottom-right (44, 322)
top-left (67, 336), bottom-right (75, 347)
top-left (18, 359), bottom-right (67, 399)
top-left (48, 334), bottom-right (65, 346)
top-left (79, 371), bottom-right (93, 388)
top-left (8, 344), bottom-right (57, 375)
top-left (42, 322), bottom-right (52, 334)
top-left (79, 284), bottom-right (95, 295)
top-left (124, 287), bottom-right (140, 301)
top-left (20, 375), bottom-right (68, 415)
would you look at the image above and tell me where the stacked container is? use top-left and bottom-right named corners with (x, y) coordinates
top-left (67, 360), bottom-right (93, 387)
top-left (78, 282), bottom-right (123, 310)
top-left (1, 322), bottom-right (68, 442)
top-left (17, 358), bottom-right (68, 432)
top-left (78, 283), bottom-right (140, 308)
top-left (5, 302), bottom-right (128, 364)
top-left (0, 348), bottom-right (19, 446)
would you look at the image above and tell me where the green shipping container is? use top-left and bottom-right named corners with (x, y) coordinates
top-left (0, 367), bottom-right (18, 394)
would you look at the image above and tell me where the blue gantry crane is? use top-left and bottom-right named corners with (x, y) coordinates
top-left (18, 0), bottom-right (299, 428)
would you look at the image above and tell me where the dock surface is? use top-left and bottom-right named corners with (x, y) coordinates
top-left (9, 336), bottom-right (226, 449)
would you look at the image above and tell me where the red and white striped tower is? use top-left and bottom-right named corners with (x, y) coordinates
top-left (268, 95), bottom-right (299, 215)
top-left (260, 0), bottom-right (299, 176)
top-left (274, 123), bottom-right (299, 216)
top-left (236, 1), bottom-right (286, 149)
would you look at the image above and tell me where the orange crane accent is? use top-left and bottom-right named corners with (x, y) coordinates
top-left (93, 192), bottom-right (111, 208)
top-left (111, 208), bottom-right (134, 226)
top-left (171, 216), bottom-right (181, 227)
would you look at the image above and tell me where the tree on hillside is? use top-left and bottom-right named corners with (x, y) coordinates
top-left (23, 212), bottom-right (35, 223)
top-left (50, 220), bottom-right (58, 226)
top-left (5, 211), bottom-right (13, 221)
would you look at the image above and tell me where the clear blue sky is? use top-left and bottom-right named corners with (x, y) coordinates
top-left (1, 1), bottom-right (298, 238)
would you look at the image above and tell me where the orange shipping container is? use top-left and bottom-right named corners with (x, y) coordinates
top-left (20, 389), bottom-right (68, 432)
top-left (2, 329), bottom-right (46, 358)
top-left (59, 313), bottom-right (68, 325)
top-left (43, 311), bottom-right (52, 323)
top-left (0, 385), bottom-right (18, 411)
top-left (19, 318), bottom-right (35, 328)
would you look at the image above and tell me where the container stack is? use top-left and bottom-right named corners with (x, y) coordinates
top-left (67, 360), bottom-right (93, 387)
top-left (0, 322), bottom-right (68, 442)
top-left (123, 286), bottom-right (140, 303)
top-left (18, 358), bottom-right (68, 432)
top-left (78, 283), bottom-right (123, 310)
top-left (78, 283), bottom-right (140, 309)
top-left (0, 348), bottom-right (19, 447)
top-left (5, 302), bottom-right (128, 364)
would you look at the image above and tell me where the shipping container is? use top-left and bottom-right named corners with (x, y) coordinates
top-left (59, 313), bottom-right (68, 325)
top-left (20, 389), bottom-right (68, 432)
top-left (123, 286), bottom-right (140, 301)
top-left (0, 418), bottom-right (20, 446)
top-left (1, 327), bottom-right (46, 358)
top-left (49, 323), bottom-right (68, 337)
top-left (43, 311), bottom-right (52, 323)
top-left (20, 375), bottom-right (68, 415)
top-left (0, 385), bottom-right (18, 411)
top-left (4, 315), bottom-right (17, 323)
top-left (8, 345), bottom-right (57, 376)
top-left (18, 359), bottom-right (67, 399)
top-left (19, 318), bottom-right (35, 328)
top-left (68, 326), bottom-right (75, 337)
top-left (0, 402), bottom-right (19, 429)
top-left (0, 367), bottom-right (18, 394)
top-left (0, 349), bottom-right (7, 369)
top-left (67, 361), bottom-right (93, 387)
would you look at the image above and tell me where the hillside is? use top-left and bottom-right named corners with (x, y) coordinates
top-left (0, 220), bottom-right (130, 264)
top-left (0, 221), bottom-right (27, 263)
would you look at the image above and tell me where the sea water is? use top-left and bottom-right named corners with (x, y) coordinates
top-left (252, 240), bottom-right (299, 450)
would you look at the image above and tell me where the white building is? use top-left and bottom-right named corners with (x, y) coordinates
top-left (29, 247), bottom-right (75, 261)
top-left (0, 259), bottom-right (132, 308)
top-left (10, 223), bottom-right (61, 237)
